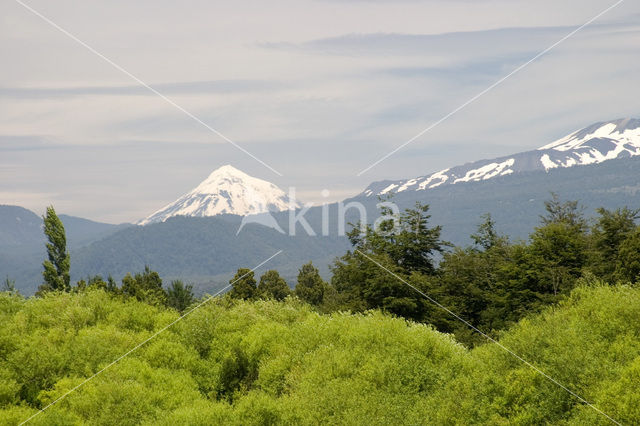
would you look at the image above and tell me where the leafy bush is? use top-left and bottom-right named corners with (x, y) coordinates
top-left (0, 285), bottom-right (639, 425)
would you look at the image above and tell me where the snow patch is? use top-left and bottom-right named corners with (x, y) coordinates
top-left (397, 178), bottom-right (418, 193)
top-left (540, 154), bottom-right (558, 171)
top-left (418, 169), bottom-right (450, 190)
top-left (380, 184), bottom-right (399, 195)
top-left (453, 159), bottom-right (514, 183)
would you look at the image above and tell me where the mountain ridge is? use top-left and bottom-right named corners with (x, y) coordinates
top-left (362, 118), bottom-right (640, 197)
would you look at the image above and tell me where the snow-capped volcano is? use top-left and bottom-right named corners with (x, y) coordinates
top-left (138, 165), bottom-right (297, 225)
top-left (362, 118), bottom-right (640, 197)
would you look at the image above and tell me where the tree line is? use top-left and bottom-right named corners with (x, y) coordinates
top-left (30, 206), bottom-right (330, 316)
top-left (31, 206), bottom-right (194, 312)
top-left (30, 196), bottom-right (640, 347)
top-left (228, 193), bottom-right (640, 346)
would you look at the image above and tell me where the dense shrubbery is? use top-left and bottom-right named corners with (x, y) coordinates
top-left (0, 284), bottom-right (638, 424)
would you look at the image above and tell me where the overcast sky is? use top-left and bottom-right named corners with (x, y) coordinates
top-left (1, 0), bottom-right (639, 223)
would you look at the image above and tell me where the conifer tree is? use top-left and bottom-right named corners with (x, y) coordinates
top-left (41, 206), bottom-right (70, 292)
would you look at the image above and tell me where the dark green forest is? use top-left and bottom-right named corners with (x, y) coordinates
top-left (1, 197), bottom-right (640, 424)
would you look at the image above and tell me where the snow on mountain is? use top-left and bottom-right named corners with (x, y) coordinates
top-left (537, 119), bottom-right (640, 168)
top-left (138, 165), bottom-right (297, 225)
top-left (362, 118), bottom-right (640, 197)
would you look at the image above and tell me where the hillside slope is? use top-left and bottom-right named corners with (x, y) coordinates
top-left (72, 215), bottom-right (348, 293)
top-left (0, 205), bottom-right (43, 252)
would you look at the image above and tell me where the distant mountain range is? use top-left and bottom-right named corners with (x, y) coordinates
top-left (138, 165), bottom-right (297, 225)
top-left (362, 118), bottom-right (640, 196)
top-left (0, 206), bottom-right (130, 253)
top-left (2, 118), bottom-right (640, 295)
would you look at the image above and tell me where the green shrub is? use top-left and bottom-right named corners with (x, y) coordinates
top-left (0, 285), bottom-right (639, 425)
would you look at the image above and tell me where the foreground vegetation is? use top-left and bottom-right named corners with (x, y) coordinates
top-left (0, 283), bottom-right (638, 425)
top-left (2, 197), bottom-right (639, 424)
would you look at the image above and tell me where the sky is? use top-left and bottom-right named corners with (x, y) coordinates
top-left (1, 0), bottom-right (639, 223)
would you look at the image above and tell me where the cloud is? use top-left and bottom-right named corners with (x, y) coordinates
top-left (371, 51), bottom-right (539, 82)
top-left (260, 23), bottom-right (635, 58)
top-left (0, 79), bottom-right (284, 99)
top-left (0, 135), bottom-right (67, 151)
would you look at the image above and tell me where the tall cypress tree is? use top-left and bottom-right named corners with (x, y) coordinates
top-left (41, 206), bottom-right (71, 292)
